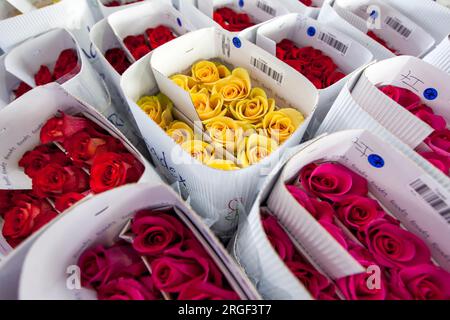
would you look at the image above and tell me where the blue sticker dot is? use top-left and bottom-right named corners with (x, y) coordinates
top-left (370, 10), bottom-right (378, 19)
top-left (307, 26), bottom-right (316, 37)
top-left (423, 88), bottom-right (438, 101)
top-left (232, 37), bottom-right (242, 48)
top-left (177, 17), bottom-right (182, 27)
top-left (238, 0), bottom-right (244, 8)
top-left (368, 154), bottom-right (385, 168)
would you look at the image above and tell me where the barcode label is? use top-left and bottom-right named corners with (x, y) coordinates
top-left (318, 32), bottom-right (349, 55)
top-left (250, 57), bottom-right (283, 84)
top-left (385, 16), bottom-right (412, 38)
top-left (256, 0), bottom-right (276, 16)
top-left (410, 178), bottom-right (450, 222)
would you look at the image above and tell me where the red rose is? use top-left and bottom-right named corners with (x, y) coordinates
top-left (34, 65), bottom-right (54, 86)
top-left (325, 71), bottom-right (346, 87)
top-left (89, 152), bottom-right (144, 194)
top-left (379, 85), bottom-right (421, 110)
top-left (131, 210), bottom-right (187, 256)
top-left (213, 7), bottom-right (254, 32)
top-left (53, 49), bottom-right (79, 81)
top-left (367, 31), bottom-right (397, 54)
top-left (298, 162), bottom-right (369, 202)
top-left (146, 25), bottom-right (176, 50)
top-left (105, 48), bottom-right (131, 75)
top-left (130, 45), bottom-right (151, 60)
top-left (365, 220), bottom-right (431, 269)
top-left (309, 56), bottom-right (337, 78)
top-left (32, 163), bottom-right (90, 198)
top-left (305, 73), bottom-right (324, 89)
top-left (299, 0), bottom-right (313, 6)
top-left (123, 35), bottom-right (151, 59)
top-left (63, 127), bottom-right (125, 165)
top-left (19, 144), bottom-right (72, 179)
top-left (2, 196), bottom-right (57, 248)
top-left (13, 81), bottom-right (32, 99)
top-left (54, 192), bottom-right (87, 212)
top-left (40, 112), bottom-right (89, 144)
top-left (0, 190), bottom-right (13, 218)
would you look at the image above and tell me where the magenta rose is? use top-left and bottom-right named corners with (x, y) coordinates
top-left (365, 220), bottom-right (431, 269)
top-left (286, 260), bottom-right (337, 300)
top-left (299, 162), bottom-right (369, 202)
top-left (379, 85), bottom-right (421, 110)
top-left (413, 108), bottom-right (446, 131)
top-left (77, 243), bottom-right (146, 288)
top-left (334, 195), bottom-right (386, 232)
top-left (419, 152), bottom-right (450, 175)
top-left (261, 214), bottom-right (296, 262)
top-left (425, 129), bottom-right (450, 158)
top-left (97, 277), bottom-right (160, 300)
top-left (388, 264), bottom-right (450, 300)
top-left (286, 185), bottom-right (334, 223)
top-left (178, 280), bottom-right (240, 300)
top-left (319, 220), bottom-right (349, 249)
top-left (151, 239), bottom-right (224, 293)
top-left (336, 260), bottom-right (387, 300)
top-left (131, 209), bottom-right (187, 256)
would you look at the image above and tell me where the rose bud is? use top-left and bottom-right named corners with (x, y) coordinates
top-left (146, 25), bottom-right (176, 50)
top-left (53, 49), bottom-right (78, 81)
top-left (13, 81), bottom-right (32, 99)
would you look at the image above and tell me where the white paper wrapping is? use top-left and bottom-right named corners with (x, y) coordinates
top-left (424, 35), bottom-right (450, 75)
top-left (18, 183), bottom-right (261, 300)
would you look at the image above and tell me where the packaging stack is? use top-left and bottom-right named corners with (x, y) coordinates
top-left (0, 0), bottom-right (449, 301)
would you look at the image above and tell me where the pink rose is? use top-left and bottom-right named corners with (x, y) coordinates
top-left (388, 264), bottom-right (450, 300)
top-left (365, 220), bottom-right (431, 269)
top-left (336, 259), bottom-right (387, 300)
top-left (334, 195), bottom-right (385, 232)
top-left (419, 152), bottom-right (450, 175)
top-left (151, 239), bottom-right (224, 293)
top-left (286, 260), bottom-right (338, 300)
top-left (77, 243), bottom-right (146, 288)
top-left (261, 214), bottom-right (296, 262)
top-left (299, 163), bottom-right (369, 202)
top-left (425, 129), bottom-right (450, 158)
top-left (178, 280), bottom-right (240, 300)
top-left (286, 185), bottom-right (334, 223)
top-left (319, 220), bottom-right (349, 249)
top-left (379, 85), bottom-right (421, 110)
top-left (131, 209), bottom-right (187, 256)
top-left (97, 277), bottom-right (160, 300)
top-left (413, 109), bottom-right (446, 131)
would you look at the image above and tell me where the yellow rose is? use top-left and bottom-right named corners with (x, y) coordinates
top-left (206, 159), bottom-right (240, 171)
top-left (214, 62), bottom-right (231, 79)
top-left (170, 74), bottom-right (199, 93)
top-left (212, 68), bottom-right (251, 104)
top-left (166, 121), bottom-right (194, 145)
top-left (191, 61), bottom-right (221, 84)
top-left (228, 87), bottom-right (275, 124)
top-left (181, 140), bottom-right (215, 164)
top-left (190, 89), bottom-right (226, 121)
top-left (262, 108), bottom-right (304, 144)
top-left (137, 93), bottom-right (173, 129)
top-left (203, 116), bottom-right (243, 152)
top-left (237, 134), bottom-right (279, 167)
